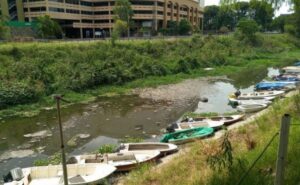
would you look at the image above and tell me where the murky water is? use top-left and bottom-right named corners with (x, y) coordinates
top-left (0, 67), bottom-right (279, 177)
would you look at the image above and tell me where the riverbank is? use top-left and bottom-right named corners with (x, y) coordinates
top-left (0, 34), bottom-right (300, 119)
top-left (122, 90), bottom-right (300, 185)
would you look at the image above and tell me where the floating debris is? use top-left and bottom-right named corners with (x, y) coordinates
top-left (134, 125), bottom-right (143, 131)
top-left (24, 130), bottom-right (52, 138)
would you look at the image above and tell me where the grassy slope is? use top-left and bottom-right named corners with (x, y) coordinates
top-left (0, 34), bottom-right (300, 119)
top-left (124, 93), bottom-right (300, 185)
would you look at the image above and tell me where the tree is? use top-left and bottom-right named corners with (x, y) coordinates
top-left (234, 1), bottom-right (250, 21)
top-left (178, 19), bottom-right (192, 35)
top-left (217, 6), bottom-right (237, 31)
top-left (221, 0), bottom-right (300, 37)
top-left (36, 15), bottom-right (63, 39)
top-left (166, 21), bottom-right (179, 35)
top-left (204, 5), bottom-right (220, 31)
top-left (0, 16), bottom-right (10, 40)
top-left (249, 0), bottom-right (274, 31)
top-left (113, 0), bottom-right (134, 38)
top-left (111, 19), bottom-right (127, 46)
top-left (237, 18), bottom-right (259, 42)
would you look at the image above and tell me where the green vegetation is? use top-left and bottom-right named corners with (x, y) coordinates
top-left (113, 0), bottom-right (133, 38)
top-left (33, 152), bottom-right (61, 166)
top-left (123, 92), bottom-right (300, 185)
top-left (204, 0), bottom-right (274, 32)
top-left (0, 16), bottom-right (10, 40)
top-left (36, 15), bottom-right (63, 39)
top-left (0, 34), bottom-right (300, 118)
top-left (236, 19), bottom-right (259, 44)
top-left (98, 144), bottom-right (117, 154)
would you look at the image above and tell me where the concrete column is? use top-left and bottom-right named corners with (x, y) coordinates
top-left (79, 0), bottom-right (83, 38)
top-left (163, 0), bottom-right (167, 28)
top-left (171, 3), bottom-right (173, 21)
top-left (108, 1), bottom-right (112, 37)
top-left (176, 4), bottom-right (179, 22)
top-left (16, 0), bottom-right (25, 21)
top-left (187, 7), bottom-right (190, 22)
top-left (45, 0), bottom-right (49, 13)
top-left (191, 8), bottom-right (194, 26)
top-left (0, 0), bottom-right (10, 19)
top-left (154, 0), bottom-right (158, 31)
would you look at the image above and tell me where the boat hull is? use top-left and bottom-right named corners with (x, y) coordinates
top-left (119, 142), bottom-right (178, 156)
top-left (237, 104), bottom-right (267, 113)
top-left (160, 127), bottom-right (214, 145)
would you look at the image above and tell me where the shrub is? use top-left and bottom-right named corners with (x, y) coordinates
top-left (236, 18), bottom-right (259, 44)
top-left (219, 26), bottom-right (230, 34)
top-left (285, 24), bottom-right (297, 36)
top-left (0, 81), bottom-right (43, 109)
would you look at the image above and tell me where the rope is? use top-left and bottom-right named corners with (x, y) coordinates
top-left (236, 132), bottom-right (279, 185)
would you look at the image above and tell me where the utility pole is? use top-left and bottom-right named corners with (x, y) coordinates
top-left (275, 114), bottom-right (291, 185)
top-left (54, 95), bottom-right (69, 185)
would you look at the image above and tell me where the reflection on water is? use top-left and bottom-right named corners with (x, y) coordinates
top-left (0, 67), bottom-right (279, 177)
top-left (228, 66), bottom-right (269, 89)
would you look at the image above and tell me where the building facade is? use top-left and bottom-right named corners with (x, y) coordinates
top-left (0, 0), bottom-right (204, 38)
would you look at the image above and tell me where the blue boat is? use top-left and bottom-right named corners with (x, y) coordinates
top-left (255, 81), bottom-right (296, 91)
top-left (294, 61), bottom-right (300, 66)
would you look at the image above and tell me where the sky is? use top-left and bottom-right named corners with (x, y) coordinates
top-left (204, 0), bottom-right (293, 16)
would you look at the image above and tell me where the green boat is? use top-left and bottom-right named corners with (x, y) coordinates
top-left (160, 127), bottom-right (214, 144)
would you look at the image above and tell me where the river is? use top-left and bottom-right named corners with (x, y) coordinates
top-left (0, 67), bottom-right (279, 179)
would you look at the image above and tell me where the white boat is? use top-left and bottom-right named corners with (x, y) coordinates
top-left (282, 66), bottom-right (300, 73)
top-left (67, 151), bottom-right (160, 172)
top-left (4, 163), bottom-right (116, 185)
top-left (229, 90), bottom-right (285, 100)
top-left (237, 104), bottom-right (268, 113)
top-left (229, 98), bottom-right (272, 105)
top-left (175, 120), bottom-right (224, 131)
top-left (228, 96), bottom-right (275, 103)
top-left (118, 142), bottom-right (178, 156)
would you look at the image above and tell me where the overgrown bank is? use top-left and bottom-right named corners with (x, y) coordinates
top-left (0, 34), bottom-right (300, 118)
top-left (123, 92), bottom-right (300, 185)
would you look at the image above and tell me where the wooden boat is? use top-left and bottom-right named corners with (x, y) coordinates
top-left (229, 90), bottom-right (284, 100)
top-left (118, 142), bottom-right (178, 156)
top-left (4, 163), bottom-right (116, 185)
top-left (237, 104), bottom-right (268, 113)
top-left (160, 127), bottom-right (214, 144)
top-left (174, 120), bottom-right (224, 131)
top-left (282, 66), bottom-right (300, 73)
top-left (67, 151), bottom-right (160, 172)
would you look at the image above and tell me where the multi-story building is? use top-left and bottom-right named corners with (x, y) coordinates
top-left (0, 0), bottom-right (204, 38)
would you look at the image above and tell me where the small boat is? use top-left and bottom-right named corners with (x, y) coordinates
top-left (229, 90), bottom-right (284, 100)
top-left (160, 127), bottom-right (214, 144)
top-left (282, 66), bottom-right (300, 73)
top-left (173, 120), bottom-right (224, 131)
top-left (237, 104), bottom-right (268, 113)
top-left (273, 75), bottom-right (300, 82)
top-left (4, 163), bottom-right (116, 185)
top-left (191, 114), bottom-right (245, 125)
top-left (67, 151), bottom-right (160, 172)
top-left (229, 98), bottom-right (272, 106)
top-left (294, 61), bottom-right (300, 66)
top-left (117, 142), bottom-right (178, 156)
top-left (255, 82), bottom-right (296, 91)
